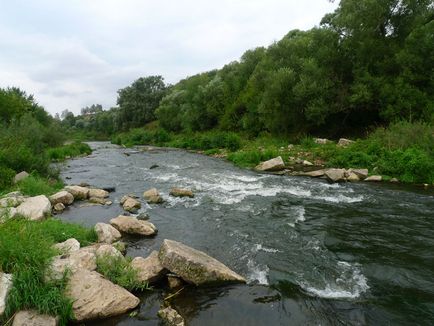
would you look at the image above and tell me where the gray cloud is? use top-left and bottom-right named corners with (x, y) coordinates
top-left (0, 0), bottom-right (338, 115)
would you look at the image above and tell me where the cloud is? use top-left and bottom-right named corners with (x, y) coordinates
top-left (0, 0), bottom-right (338, 115)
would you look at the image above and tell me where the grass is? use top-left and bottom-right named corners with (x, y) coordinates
top-left (0, 217), bottom-right (97, 325)
top-left (46, 141), bottom-right (92, 162)
top-left (96, 255), bottom-right (149, 292)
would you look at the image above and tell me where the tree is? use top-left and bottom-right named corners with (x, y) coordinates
top-left (116, 76), bottom-right (168, 130)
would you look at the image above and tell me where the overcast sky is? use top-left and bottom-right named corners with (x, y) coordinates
top-left (0, 0), bottom-right (338, 115)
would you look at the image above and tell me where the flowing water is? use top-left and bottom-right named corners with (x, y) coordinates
top-left (58, 142), bottom-right (434, 325)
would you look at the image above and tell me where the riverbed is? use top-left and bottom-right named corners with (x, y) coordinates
top-left (58, 142), bottom-right (434, 325)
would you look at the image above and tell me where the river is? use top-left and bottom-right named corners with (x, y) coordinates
top-left (58, 142), bottom-right (434, 325)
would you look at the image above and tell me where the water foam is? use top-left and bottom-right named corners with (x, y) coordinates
top-left (247, 259), bottom-right (269, 285)
top-left (254, 243), bottom-right (280, 253)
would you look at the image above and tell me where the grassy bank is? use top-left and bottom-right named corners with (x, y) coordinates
top-left (0, 217), bottom-right (96, 325)
top-left (112, 121), bottom-right (434, 184)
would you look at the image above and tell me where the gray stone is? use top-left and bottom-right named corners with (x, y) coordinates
top-left (255, 156), bottom-right (285, 172)
top-left (143, 188), bottom-right (163, 204)
top-left (365, 175), bottom-right (382, 182)
top-left (88, 188), bottom-right (109, 199)
top-left (15, 195), bottom-right (51, 221)
top-left (350, 168), bottom-right (369, 180)
top-left (0, 272), bottom-right (13, 317)
top-left (169, 188), bottom-right (194, 198)
top-left (66, 269), bottom-right (140, 322)
top-left (110, 215), bottom-right (157, 236)
top-left (49, 191), bottom-right (74, 206)
top-left (12, 310), bottom-right (58, 326)
top-left (131, 251), bottom-right (167, 284)
top-left (64, 186), bottom-right (89, 200)
top-left (53, 238), bottom-right (80, 255)
top-left (337, 138), bottom-right (355, 147)
top-left (123, 197), bottom-right (141, 212)
top-left (14, 171), bottom-right (29, 184)
top-left (95, 223), bottom-right (121, 244)
top-left (325, 169), bottom-right (346, 182)
top-left (158, 239), bottom-right (246, 286)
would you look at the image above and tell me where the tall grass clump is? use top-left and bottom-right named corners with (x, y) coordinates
top-left (14, 175), bottom-right (64, 196)
top-left (96, 255), bottom-right (148, 291)
top-left (0, 218), bottom-right (97, 325)
top-left (46, 141), bottom-right (92, 161)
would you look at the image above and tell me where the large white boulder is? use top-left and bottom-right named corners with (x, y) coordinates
top-left (158, 239), bottom-right (246, 286)
top-left (49, 191), bottom-right (74, 206)
top-left (12, 310), bottom-right (58, 326)
top-left (66, 269), bottom-right (140, 321)
top-left (255, 156), bottom-right (285, 172)
top-left (15, 195), bottom-right (51, 221)
top-left (131, 251), bottom-right (167, 284)
top-left (0, 272), bottom-right (13, 317)
top-left (95, 223), bottom-right (121, 244)
top-left (110, 215), bottom-right (157, 236)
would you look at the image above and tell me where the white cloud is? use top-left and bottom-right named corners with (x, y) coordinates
top-left (0, 0), bottom-right (338, 115)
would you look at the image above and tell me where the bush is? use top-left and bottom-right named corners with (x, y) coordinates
top-left (0, 166), bottom-right (15, 190)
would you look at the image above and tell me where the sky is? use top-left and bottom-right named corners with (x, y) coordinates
top-left (0, 0), bottom-right (338, 115)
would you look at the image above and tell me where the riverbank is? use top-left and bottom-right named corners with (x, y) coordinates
top-left (112, 121), bottom-right (434, 186)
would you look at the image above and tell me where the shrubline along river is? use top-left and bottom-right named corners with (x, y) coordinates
top-left (58, 142), bottom-right (434, 325)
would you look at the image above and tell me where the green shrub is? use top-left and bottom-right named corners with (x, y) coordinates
top-left (96, 255), bottom-right (148, 291)
top-left (0, 218), bottom-right (95, 325)
top-left (0, 166), bottom-right (15, 190)
top-left (46, 142), bottom-right (92, 162)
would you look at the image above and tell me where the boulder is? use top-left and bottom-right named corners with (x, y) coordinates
top-left (49, 191), bottom-right (74, 206)
top-left (346, 172), bottom-right (360, 182)
top-left (337, 138), bottom-right (355, 147)
top-left (95, 223), bottom-right (121, 244)
top-left (53, 203), bottom-right (65, 213)
top-left (304, 170), bottom-right (325, 178)
top-left (14, 171), bottom-right (29, 184)
top-left (131, 251), bottom-right (167, 284)
top-left (136, 212), bottom-right (150, 220)
top-left (123, 197), bottom-right (141, 212)
top-left (158, 239), bottom-right (246, 286)
top-left (0, 195), bottom-right (25, 208)
top-left (350, 168), bottom-right (369, 180)
top-left (95, 244), bottom-right (124, 260)
top-left (302, 160), bottom-right (313, 166)
top-left (15, 195), bottom-right (51, 221)
top-left (143, 188), bottom-right (163, 204)
top-left (66, 269), bottom-right (140, 322)
top-left (169, 188), bottom-right (194, 198)
top-left (48, 249), bottom-right (97, 281)
top-left (53, 238), bottom-right (80, 255)
top-left (110, 215), bottom-right (157, 236)
top-left (12, 310), bottom-right (58, 326)
top-left (314, 138), bottom-right (330, 145)
top-left (89, 197), bottom-right (108, 205)
top-left (0, 272), bottom-right (13, 317)
top-left (158, 307), bottom-right (185, 326)
top-left (325, 169), bottom-right (346, 183)
top-left (88, 188), bottom-right (109, 199)
top-left (255, 156), bottom-right (285, 172)
top-left (390, 178), bottom-right (399, 183)
top-left (365, 175), bottom-right (382, 182)
top-left (64, 186), bottom-right (89, 200)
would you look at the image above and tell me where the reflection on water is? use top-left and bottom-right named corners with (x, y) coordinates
top-left (59, 142), bottom-right (434, 325)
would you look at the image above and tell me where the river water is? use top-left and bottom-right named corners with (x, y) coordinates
top-left (58, 142), bottom-right (434, 325)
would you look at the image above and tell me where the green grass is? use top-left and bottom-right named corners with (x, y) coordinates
top-left (96, 255), bottom-right (149, 292)
top-left (0, 217), bottom-right (97, 325)
top-left (46, 141), bottom-right (92, 162)
top-left (14, 175), bottom-right (64, 197)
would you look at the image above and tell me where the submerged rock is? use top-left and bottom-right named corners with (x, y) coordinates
top-left (158, 306), bottom-right (185, 326)
top-left (12, 310), bottom-right (58, 326)
top-left (15, 195), bottom-right (51, 221)
top-left (169, 188), bottom-right (194, 198)
top-left (131, 251), bottom-right (167, 284)
top-left (0, 272), bottom-right (13, 317)
top-left (143, 188), bottom-right (163, 204)
top-left (110, 215), bottom-right (157, 236)
top-left (66, 269), bottom-right (140, 322)
top-left (158, 239), bottom-right (246, 286)
top-left (95, 223), bottom-right (121, 244)
top-left (255, 156), bottom-right (285, 172)
top-left (64, 186), bottom-right (89, 200)
top-left (49, 191), bottom-right (74, 206)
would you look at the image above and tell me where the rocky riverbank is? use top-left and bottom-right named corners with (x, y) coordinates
top-left (0, 182), bottom-right (246, 325)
